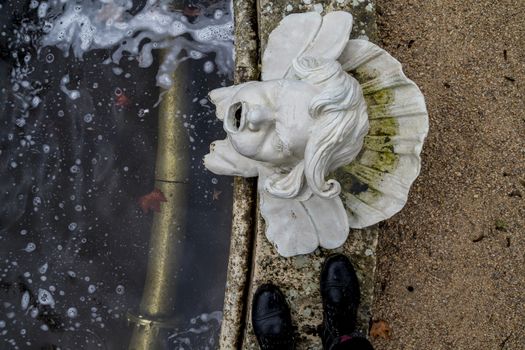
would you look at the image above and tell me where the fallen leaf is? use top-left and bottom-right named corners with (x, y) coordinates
top-left (138, 188), bottom-right (167, 214)
top-left (115, 94), bottom-right (130, 108)
top-left (212, 189), bottom-right (222, 201)
top-left (370, 320), bottom-right (392, 339)
top-left (183, 4), bottom-right (202, 17)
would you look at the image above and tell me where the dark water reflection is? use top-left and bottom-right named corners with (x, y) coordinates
top-left (0, 1), bottom-right (233, 349)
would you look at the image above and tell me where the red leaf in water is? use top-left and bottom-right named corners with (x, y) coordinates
top-left (183, 4), bottom-right (201, 17)
top-left (115, 94), bottom-right (130, 108)
top-left (138, 188), bottom-right (167, 214)
top-left (212, 189), bottom-right (222, 201)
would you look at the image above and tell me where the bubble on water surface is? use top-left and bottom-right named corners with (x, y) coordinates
top-left (21, 292), bottom-right (30, 310)
top-left (189, 50), bottom-right (204, 59)
top-left (31, 96), bottom-right (41, 107)
top-left (37, 289), bottom-right (55, 307)
top-left (115, 285), bottom-right (125, 295)
top-left (67, 307), bottom-right (78, 318)
top-left (45, 53), bottom-right (54, 63)
top-left (214, 9), bottom-right (224, 20)
top-left (83, 113), bottom-right (93, 123)
top-left (203, 61), bottom-right (214, 73)
top-left (112, 67), bottom-right (123, 75)
top-left (24, 243), bottom-right (36, 253)
top-left (69, 90), bottom-right (80, 99)
top-left (38, 262), bottom-right (48, 274)
top-left (70, 165), bottom-right (79, 174)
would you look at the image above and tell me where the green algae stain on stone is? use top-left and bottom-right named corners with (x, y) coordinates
top-left (354, 67), bottom-right (399, 135)
top-left (335, 165), bottom-right (381, 210)
top-left (334, 168), bottom-right (370, 195)
top-left (368, 117), bottom-right (398, 136)
top-left (350, 67), bottom-right (378, 83)
top-left (357, 149), bottom-right (399, 173)
top-left (368, 88), bottom-right (394, 106)
top-left (333, 67), bottom-right (400, 207)
top-left (334, 162), bottom-right (381, 202)
top-left (364, 136), bottom-right (394, 153)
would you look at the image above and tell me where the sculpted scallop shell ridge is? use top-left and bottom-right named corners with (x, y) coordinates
top-left (335, 39), bottom-right (429, 228)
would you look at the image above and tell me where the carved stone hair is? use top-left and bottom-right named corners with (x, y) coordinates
top-left (264, 56), bottom-right (369, 200)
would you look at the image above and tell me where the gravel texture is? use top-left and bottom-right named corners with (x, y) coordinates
top-left (371, 0), bottom-right (525, 349)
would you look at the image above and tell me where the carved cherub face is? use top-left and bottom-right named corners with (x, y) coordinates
top-left (210, 80), bottom-right (319, 166)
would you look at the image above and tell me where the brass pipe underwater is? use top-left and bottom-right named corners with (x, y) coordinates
top-left (128, 65), bottom-right (190, 349)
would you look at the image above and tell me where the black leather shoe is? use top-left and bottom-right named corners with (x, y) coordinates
top-left (252, 283), bottom-right (295, 350)
top-left (320, 254), bottom-right (360, 349)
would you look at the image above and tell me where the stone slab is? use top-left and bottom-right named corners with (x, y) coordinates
top-left (218, 1), bottom-right (259, 349)
top-left (219, 1), bottom-right (379, 349)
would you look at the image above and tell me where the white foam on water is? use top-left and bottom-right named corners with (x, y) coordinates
top-left (41, 0), bottom-right (234, 89)
top-left (59, 74), bottom-right (80, 100)
top-left (168, 311), bottom-right (223, 348)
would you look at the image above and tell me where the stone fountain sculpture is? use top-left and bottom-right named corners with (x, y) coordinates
top-left (204, 11), bottom-right (428, 257)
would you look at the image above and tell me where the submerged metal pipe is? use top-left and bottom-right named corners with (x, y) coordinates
top-left (128, 66), bottom-right (190, 349)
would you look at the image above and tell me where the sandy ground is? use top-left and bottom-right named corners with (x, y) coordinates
top-left (370, 0), bottom-right (525, 349)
